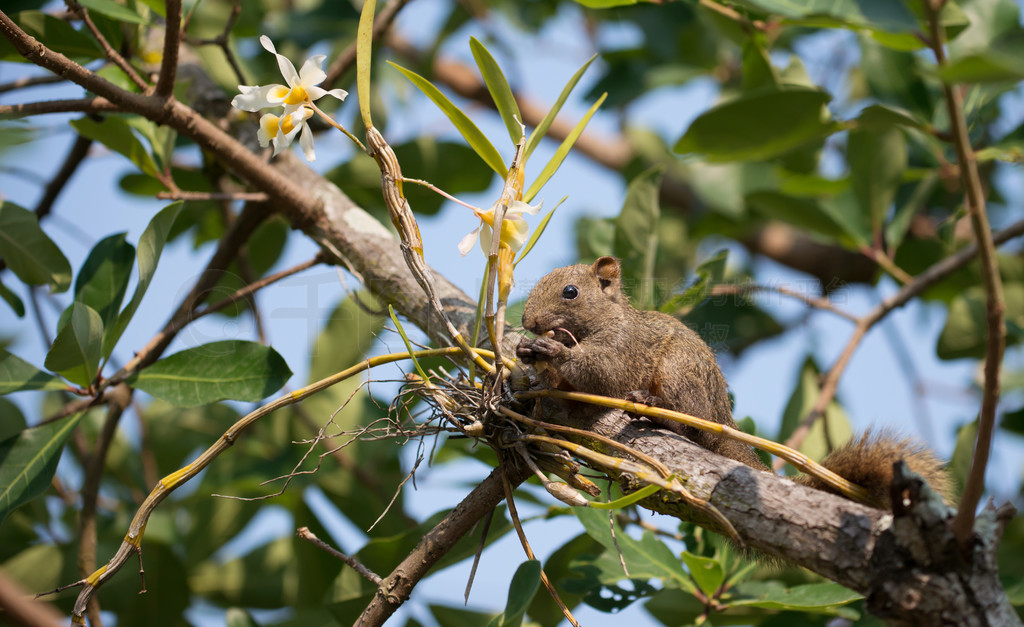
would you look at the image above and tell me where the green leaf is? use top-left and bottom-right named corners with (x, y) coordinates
top-left (77, 0), bottom-right (148, 24)
top-left (886, 172), bottom-right (937, 250)
top-left (0, 12), bottom-right (101, 62)
top-left (950, 420), bottom-right (978, 497)
top-left (938, 51), bottom-right (1024, 83)
top-left (675, 88), bottom-right (839, 162)
top-left (731, 582), bottom-right (862, 614)
top-left (855, 104), bottom-right (927, 132)
top-left (745, 191), bottom-right (846, 241)
top-left (614, 167), bottom-right (663, 309)
top-left (681, 551), bottom-right (725, 598)
top-left (0, 201), bottom-right (72, 293)
top-left (741, 37), bottom-right (778, 92)
top-left (660, 249), bottom-right (728, 314)
top-left (44, 302), bottom-right (104, 387)
top-left (0, 411), bottom-right (84, 524)
top-left (575, 0), bottom-right (638, 7)
top-left (429, 605), bottom-right (497, 627)
top-left (515, 196), bottom-right (564, 266)
top-left (390, 62), bottom-right (508, 177)
top-left (524, 54), bottom-right (597, 163)
top-left (356, 0), bottom-right (376, 128)
top-left (128, 340), bottom-right (291, 407)
top-left (777, 359), bottom-right (852, 462)
top-left (736, 0), bottom-right (918, 33)
top-left (488, 560), bottom-right (541, 627)
top-left (75, 233), bottom-right (135, 350)
top-left (525, 92), bottom-right (607, 202)
top-left (937, 283), bottom-right (1024, 360)
top-left (0, 398), bottom-right (26, 442)
top-left (574, 506), bottom-right (695, 593)
top-left (0, 350), bottom-right (64, 395)
top-left (70, 116), bottom-right (161, 179)
top-left (107, 202), bottom-right (183, 358)
top-left (470, 37), bottom-right (523, 144)
top-left (326, 139), bottom-right (493, 218)
top-left (0, 279), bottom-right (25, 317)
top-left (818, 191), bottom-right (873, 248)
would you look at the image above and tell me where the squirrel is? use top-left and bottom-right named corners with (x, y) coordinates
top-left (516, 256), bottom-right (953, 509)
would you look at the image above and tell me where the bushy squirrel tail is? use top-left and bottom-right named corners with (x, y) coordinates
top-left (795, 430), bottom-right (955, 509)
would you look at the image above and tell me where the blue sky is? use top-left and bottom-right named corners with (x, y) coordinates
top-left (2, 0), bottom-right (1023, 624)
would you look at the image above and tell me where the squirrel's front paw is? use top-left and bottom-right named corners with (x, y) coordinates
top-left (516, 336), bottom-right (565, 364)
top-left (625, 389), bottom-right (665, 408)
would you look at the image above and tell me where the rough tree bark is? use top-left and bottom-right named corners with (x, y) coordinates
top-left (536, 401), bottom-right (1019, 626)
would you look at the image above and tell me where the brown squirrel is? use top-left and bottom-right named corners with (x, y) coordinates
top-left (516, 256), bottom-right (953, 509)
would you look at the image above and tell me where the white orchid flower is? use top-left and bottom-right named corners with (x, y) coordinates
top-left (458, 199), bottom-right (543, 256)
top-left (257, 105), bottom-right (316, 159)
top-left (232, 35), bottom-right (347, 112)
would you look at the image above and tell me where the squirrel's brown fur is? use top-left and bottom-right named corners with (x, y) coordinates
top-left (517, 257), bottom-right (951, 509)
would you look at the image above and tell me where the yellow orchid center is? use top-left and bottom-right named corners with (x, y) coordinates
top-left (283, 85), bottom-right (309, 105)
top-left (269, 85), bottom-right (290, 101)
top-left (260, 114), bottom-right (281, 138)
top-left (280, 114), bottom-right (297, 135)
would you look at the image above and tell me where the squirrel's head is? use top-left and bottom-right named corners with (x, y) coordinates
top-left (521, 256), bottom-right (629, 343)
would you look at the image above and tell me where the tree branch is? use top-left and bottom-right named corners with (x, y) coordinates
top-left (780, 216), bottom-right (1024, 462)
top-left (546, 402), bottom-right (1018, 624)
top-left (0, 97), bottom-right (121, 116)
top-left (922, 0), bottom-right (1007, 548)
top-left (155, 0), bottom-right (182, 97)
top-left (355, 465), bottom-right (530, 625)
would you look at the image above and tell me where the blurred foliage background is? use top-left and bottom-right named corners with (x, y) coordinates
top-left (1, 0), bottom-right (1024, 625)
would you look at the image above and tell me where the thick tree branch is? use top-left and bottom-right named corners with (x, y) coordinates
top-left (547, 402), bottom-right (1018, 625)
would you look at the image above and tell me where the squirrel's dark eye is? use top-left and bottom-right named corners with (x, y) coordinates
top-left (562, 285), bottom-right (579, 300)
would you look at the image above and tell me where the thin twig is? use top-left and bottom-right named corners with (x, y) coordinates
top-left (709, 283), bottom-right (857, 323)
top-left (778, 216), bottom-right (1024, 463)
top-left (499, 467), bottom-right (582, 627)
top-left (297, 527), bottom-right (382, 584)
top-left (77, 385), bottom-right (131, 627)
top-left (68, 1), bottom-right (149, 90)
top-left (183, 0), bottom-right (246, 85)
top-left (0, 97), bottom-right (121, 116)
top-left (922, 0), bottom-right (1006, 547)
top-left (107, 203), bottom-right (272, 385)
top-left (155, 190), bottom-right (269, 202)
top-left (0, 72), bottom-right (66, 93)
top-left (155, 0), bottom-right (182, 97)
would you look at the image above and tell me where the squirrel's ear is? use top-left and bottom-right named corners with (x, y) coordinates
top-left (592, 256), bottom-right (621, 291)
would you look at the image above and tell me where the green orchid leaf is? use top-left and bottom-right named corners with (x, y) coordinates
top-left (525, 92), bottom-right (606, 202)
top-left (356, 0), bottom-right (376, 128)
top-left (515, 196), bottom-right (565, 267)
top-left (470, 37), bottom-right (523, 144)
top-left (524, 53), bottom-right (597, 162)
top-left (390, 62), bottom-right (508, 177)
